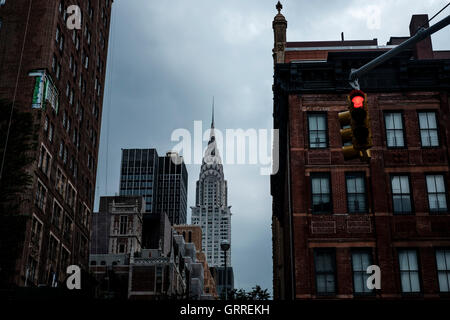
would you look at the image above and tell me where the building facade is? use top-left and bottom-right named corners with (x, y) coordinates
top-left (90, 196), bottom-right (144, 256)
top-left (174, 224), bottom-right (218, 298)
top-left (271, 5), bottom-right (450, 299)
top-left (90, 214), bottom-right (212, 300)
top-left (119, 149), bottom-right (159, 213)
top-left (157, 152), bottom-right (188, 225)
top-left (119, 149), bottom-right (188, 224)
top-left (191, 111), bottom-right (232, 268)
top-left (0, 0), bottom-right (113, 287)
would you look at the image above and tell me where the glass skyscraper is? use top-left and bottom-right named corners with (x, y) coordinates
top-left (119, 149), bottom-right (159, 213)
top-left (119, 149), bottom-right (188, 225)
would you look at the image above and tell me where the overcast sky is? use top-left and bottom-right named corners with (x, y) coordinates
top-left (94, 0), bottom-right (450, 294)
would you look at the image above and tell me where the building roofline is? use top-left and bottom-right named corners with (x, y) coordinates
top-left (286, 39), bottom-right (378, 48)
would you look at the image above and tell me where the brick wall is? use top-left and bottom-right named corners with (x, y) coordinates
top-left (289, 91), bottom-right (450, 298)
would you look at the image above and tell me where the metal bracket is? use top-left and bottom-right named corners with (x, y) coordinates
top-left (348, 68), bottom-right (360, 90)
top-left (349, 77), bottom-right (360, 90)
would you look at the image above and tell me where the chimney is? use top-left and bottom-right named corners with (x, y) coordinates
top-left (273, 2), bottom-right (287, 64)
top-left (409, 14), bottom-right (433, 59)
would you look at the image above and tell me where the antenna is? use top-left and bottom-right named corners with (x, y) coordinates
top-left (211, 96), bottom-right (215, 129)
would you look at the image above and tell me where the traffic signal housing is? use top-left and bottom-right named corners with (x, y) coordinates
top-left (339, 90), bottom-right (372, 160)
top-left (348, 90), bottom-right (372, 151)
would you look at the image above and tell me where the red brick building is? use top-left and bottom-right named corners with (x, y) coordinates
top-left (271, 5), bottom-right (450, 299)
top-left (0, 0), bottom-right (113, 287)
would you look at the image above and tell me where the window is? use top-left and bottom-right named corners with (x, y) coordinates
top-left (30, 215), bottom-right (43, 248)
top-left (314, 249), bottom-right (336, 295)
top-left (346, 173), bottom-right (367, 213)
top-left (27, 256), bottom-right (38, 283)
top-left (56, 63), bottom-right (61, 79)
top-left (418, 111), bottom-right (439, 147)
top-left (81, 203), bottom-right (90, 227)
top-left (426, 175), bottom-right (448, 213)
top-left (398, 249), bottom-right (421, 293)
top-left (44, 116), bottom-right (49, 132)
top-left (59, 34), bottom-right (64, 52)
top-left (436, 249), bottom-right (450, 292)
top-left (48, 123), bottom-right (54, 142)
top-left (69, 89), bottom-right (74, 105)
top-left (119, 216), bottom-right (128, 234)
top-left (352, 250), bottom-right (374, 294)
top-left (38, 144), bottom-right (52, 177)
top-left (55, 168), bottom-right (67, 198)
top-left (384, 112), bottom-right (405, 147)
top-left (63, 146), bottom-right (68, 165)
top-left (311, 173), bottom-right (331, 214)
top-left (55, 26), bottom-right (60, 43)
top-left (391, 175), bottom-right (412, 214)
top-left (52, 200), bottom-right (63, 229)
top-left (73, 62), bottom-right (77, 79)
top-left (62, 215), bottom-right (72, 241)
top-left (35, 180), bottom-right (47, 211)
top-left (59, 141), bottom-right (64, 158)
top-left (52, 55), bottom-right (56, 73)
top-left (66, 182), bottom-right (77, 209)
top-left (308, 113), bottom-right (327, 148)
top-left (48, 234), bottom-right (59, 263)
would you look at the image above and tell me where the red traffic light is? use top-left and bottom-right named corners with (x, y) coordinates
top-left (349, 90), bottom-right (366, 109)
top-left (352, 96), bottom-right (364, 108)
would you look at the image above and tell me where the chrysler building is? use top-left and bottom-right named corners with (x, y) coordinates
top-left (191, 108), bottom-right (232, 268)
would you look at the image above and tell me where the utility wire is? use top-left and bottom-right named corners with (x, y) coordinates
top-left (420, 1), bottom-right (450, 29)
top-left (429, 1), bottom-right (450, 24)
top-left (0, 0), bottom-right (34, 181)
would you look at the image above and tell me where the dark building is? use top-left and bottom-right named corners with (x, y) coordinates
top-left (157, 152), bottom-right (188, 225)
top-left (271, 5), bottom-right (450, 299)
top-left (119, 149), bottom-right (159, 213)
top-left (211, 266), bottom-right (234, 298)
top-left (0, 0), bottom-right (113, 287)
top-left (90, 195), bottom-right (145, 255)
top-left (119, 149), bottom-right (188, 225)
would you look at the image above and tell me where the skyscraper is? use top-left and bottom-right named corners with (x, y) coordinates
top-left (119, 149), bottom-right (188, 225)
top-left (119, 149), bottom-right (159, 213)
top-left (191, 109), bottom-right (232, 268)
top-left (157, 152), bottom-right (188, 225)
top-left (0, 0), bottom-right (113, 287)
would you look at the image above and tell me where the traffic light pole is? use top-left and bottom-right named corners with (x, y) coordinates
top-left (349, 13), bottom-right (450, 89)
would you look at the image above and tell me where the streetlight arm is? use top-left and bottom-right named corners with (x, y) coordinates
top-left (349, 13), bottom-right (450, 88)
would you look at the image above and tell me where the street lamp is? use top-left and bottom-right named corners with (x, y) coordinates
top-left (220, 240), bottom-right (230, 300)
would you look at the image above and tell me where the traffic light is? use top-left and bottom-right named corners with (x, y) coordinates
top-left (339, 90), bottom-right (372, 160)
top-left (339, 110), bottom-right (360, 160)
top-left (348, 90), bottom-right (372, 150)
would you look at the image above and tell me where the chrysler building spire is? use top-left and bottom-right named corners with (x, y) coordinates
top-left (191, 105), bottom-right (232, 269)
top-left (211, 97), bottom-right (215, 129)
